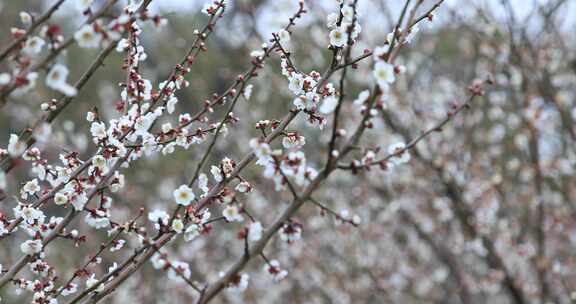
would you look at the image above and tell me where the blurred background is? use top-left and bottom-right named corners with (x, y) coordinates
top-left (1, 0), bottom-right (576, 303)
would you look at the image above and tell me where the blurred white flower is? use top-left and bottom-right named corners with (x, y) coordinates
top-left (0, 73), bottom-right (11, 85)
top-left (74, 25), bottom-right (102, 48)
top-left (19, 12), bottom-right (32, 26)
top-left (319, 95), bottom-right (338, 114)
top-left (248, 221), bottom-right (263, 242)
top-left (341, 5), bottom-right (354, 23)
top-left (7, 134), bottom-right (26, 157)
top-left (224, 273), bottom-right (249, 293)
top-left (46, 64), bottom-right (77, 96)
top-left (23, 36), bottom-right (45, 55)
top-left (264, 260), bottom-right (288, 282)
top-left (20, 239), bottom-right (42, 255)
top-left (388, 142), bottom-right (411, 165)
top-left (326, 12), bottom-right (339, 28)
top-left (148, 209), bottom-right (169, 228)
top-left (222, 205), bottom-right (243, 222)
top-left (86, 274), bottom-right (104, 292)
top-left (167, 261), bottom-right (191, 283)
top-left (243, 84), bottom-right (253, 100)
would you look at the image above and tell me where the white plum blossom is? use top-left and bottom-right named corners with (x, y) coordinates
top-left (13, 72), bottom-right (38, 95)
top-left (222, 205), bottom-right (243, 222)
top-left (21, 178), bottom-right (40, 199)
top-left (184, 224), bottom-right (200, 241)
top-left (224, 272), bottom-right (249, 293)
top-left (148, 209), bottom-right (169, 229)
top-left (405, 25), bottom-right (420, 44)
top-left (0, 73), bottom-right (11, 85)
top-left (19, 12), bottom-right (32, 26)
top-left (173, 184), bottom-right (195, 206)
top-left (172, 219), bottom-right (184, 233)
top-left (386, 31), bottom-right (395, 44)
top-left (7, 134), bottom-right (26, 157)
top-left (243, 84), bottom-right (253, 100)
top-left (17, 205), bottom-right (45, 224)
top-left (86, 274), bottom-right (104, 292)
top-left (373, 45), bottom-right (388, 61)
top-left (115, 38), bottom-right (129, 52)
top-left (293, 91), bottom-right (319, 111)
top-left (329, 26), bottom-right (348, 47)
top-left (201, 1), bottom-right (221, 15)
top-left (221, 157), bottom-right (235, 177)
top-left (70, 193), bottom-right (88, 211)
top-left (108, 262), bottom-right (118, 274)
top-left (0, 223), bottom-right (7, 237)
top-left (54, 192), bottom-right (68, 206)
top-left (20, 239), bottom-right (42, 255)
top-left (278, 29), bottom-right (290, 44)
top-left (166, 96), bottom-right (178, 114)
top-left (326, 12), bottom-right (339, 28)
top-left (85, 210), bottom-right (110, 229)
top-left (211, 165), bottom-right (223, 182)
top-left (250, 138), bottom-right (274, 164)
top-left (74, 25), bottom-right (102, 48)
top-left (353, 89), bottom-right (371, 105)
top-left (341, 5), bottom-right (354, 23)
top-left (248, 221), bottom-right (263, 242)
top-left (161, 123), bottom-right (172, 133)
top-left (151, 253), bottom-right (166, 270)
top-left (90, 121), bottom-right (107, 141)
top-left (133, 112), bottom-right (157, 137)
top-left (352, 214), bottom-right (362, 225)
top-left (167, 261), bottom-right (191, 283)
top-left (319, 95), bottom-right (338, 114)
top-left (92, 155), bottom-right (107, 171)
top-left (235, 181), bottom-right (252, 193)
top-left (282, 133), bottom-right (305, 149)
top-left (388, 142), bottom-right (411, 165)
top-left (280, 222), bottom-right (302, 243)
top-left (373, 61), bottom-right (396, 90)
top-left (109, 172), bottom-right (125, 193)
top-left (198, 173), bottom-right (209, 193)
top-left (46, 64), bottom-right (77, 96)
top-left (288, 73), bottom-right (305, 95)
top-left (61, 282), bottom-right (78, 296)
top-left (250, 49), bottom-right (265, 58)
top-left (22, 36), bottom-right (45, 55)
top-left (110, 240), bottom-right (125, 252)
top-left (264, 260), bottom-right (288, 282)
top-left (161, 143), bottom-right (175, 155)
top-left (34, 123), bottom-right (52, 143)
top-left (86, 111), bottom-right (95, 122)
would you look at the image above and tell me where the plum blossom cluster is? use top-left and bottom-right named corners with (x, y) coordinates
top-left (327, 2), bottom-right (362, 48)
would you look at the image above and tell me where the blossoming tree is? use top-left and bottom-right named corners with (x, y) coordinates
top-left (0, 0), bottom-right (575, 303)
